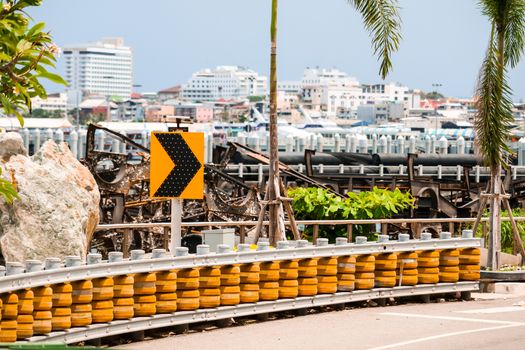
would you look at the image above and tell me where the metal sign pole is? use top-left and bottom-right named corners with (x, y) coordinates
top-left (170, 198), bottom-right (182, 252)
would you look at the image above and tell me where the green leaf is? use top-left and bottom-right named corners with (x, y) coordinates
top-left (37, 70), bottom-right (67, 85)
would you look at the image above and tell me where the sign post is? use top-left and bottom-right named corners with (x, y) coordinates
top-left (150, 132), bottom-right (204, 252)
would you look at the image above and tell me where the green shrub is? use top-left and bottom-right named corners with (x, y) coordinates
top-left (288, 187), bottom-right (414, 242)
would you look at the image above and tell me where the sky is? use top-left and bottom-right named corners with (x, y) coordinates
top-left (30, 0), bottom-right (525, 100)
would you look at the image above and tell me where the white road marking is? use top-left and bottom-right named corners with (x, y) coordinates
top-left (458, 306), bottom-right (525, 314)
top-left (367, 324), bottom-right (523, 350)
top-left (379, 312), bottom-right (525, 326)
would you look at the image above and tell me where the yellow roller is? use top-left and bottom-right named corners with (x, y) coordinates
top-left (418, 273), bottom-right (439, 284)
top-left (375, 276), bottom-right (396, 288)
top-left (156, 299), bottom-right (177, 314)
top-left (356, 255), bottom-right (375, 272)
top-left (337, 256), bottom-right (356, 274)
top-left (177, 268), bottom-right (200, 290)
top-left (113, 297), bottom-right (134, 319)
top-left (199, 288), bottom-right (220, 308)
top-left (176, 289), bottom-right (199, 311)
top-left (240, 263), bottom-right (260, 284)
top-left (240, 283), bottom-right (259, 303)
top-left (397, 252), bottom-right (418, 269)
top-left (156, 271), bottom-right (177, 293)
top-left (71, 303), bottom-right (92, 327)
top-left (72, 280), bottom-right (93, 304)
top-left (298, 277), bottom-right (318, 296)
top-left (317, 275), bottom-right (337, 294)
top-left (298, 258), bottom-right (318, 278)
top-left (17, 290), bottom-right (34, 315)
top-left (114, 275), bottom-right (135, 298)
top-left (33, 310), bottom-right (52, 335)
top-left (355, 278), bottom-right (375, 290)
top-left (278, 279), bottom-right (298, 299)
top-left (459, 254), bottom-right (481, 265)
top-left (396, 273), bottom-right (418, 286)
top-left (33, 286), bottom-right (53, 311)
top-left (134, 273), bottom-right (156, 295)
top-left (51, 307), bottom-right (71, 330)
top-left (221, 265), bottom-right (241, 286)
top-left (16, 314), bottom-right (33, 339)
top-left (2, 293), bottom-right (19, 319)
top-left (0, 319), bottom-right (17, 342)
top-left (92, 277), bottom-right (114, 301)
top-left (375, 270), bottom-right (396, 278)
top-left (220, 285), bottom-right (241, 305)
top-left (439, 271), bottom-right (459, 283)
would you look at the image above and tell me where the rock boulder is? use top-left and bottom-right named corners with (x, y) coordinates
top-left (0, 136), bottom-right (99, 262)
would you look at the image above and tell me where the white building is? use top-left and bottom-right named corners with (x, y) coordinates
top-left (31, 93), bottom-right (68, 116)
top-left (300, 68), bottom-right (418, 118)
top-left (63, 37), bottom-right (133, 103)
top-left (181, 66), bottom-right (267, 101)
top-left (301, 68), bottom-right (362, 117)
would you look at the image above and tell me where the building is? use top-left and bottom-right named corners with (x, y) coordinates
top-left (158, 85), bottom-right (181, 102)
top-left (357, 101), bottom-right (404, 124)
top-left (63, 37), bottom-right (133, 103)
top-left (181, 66), bottom-right (267, 101)
top-left (164, 101), bottom-right (214, 123)
top-left (145, 105), bottom-right (176, 122)
top-left (301, 68), bottom-right (362, 117)
top-left (31, 93), bottom-right (68, 117)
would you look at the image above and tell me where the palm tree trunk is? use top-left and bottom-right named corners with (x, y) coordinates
top-left (488, 23), bottom-right (506, 270)
top-left (268, 0), bottom-right (284, 244)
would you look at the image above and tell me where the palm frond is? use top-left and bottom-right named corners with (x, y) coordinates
top-left (347, 0), bottom-right (402, 79)
top-left (474, 25), bottom-right (514, 168)
top-left (504, 0), bottom-right (525, 68)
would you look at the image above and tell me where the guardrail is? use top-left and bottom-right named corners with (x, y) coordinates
top-left (223, 163), bottom-right (525, 183)
top-left (0, 233), bottom-right (481, 344)
top-left (95, 216), bottom-right (518, 255)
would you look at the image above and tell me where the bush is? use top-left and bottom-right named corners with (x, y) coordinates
top-left (288, 187), bottom-right (413, 242)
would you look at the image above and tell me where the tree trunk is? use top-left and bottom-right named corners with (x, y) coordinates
top-left (268, 0), bottom-right (284, 245)
top-left (487, 23), bottom-right (506, 270)
top-left (488, 165), bottom-right (501, 270)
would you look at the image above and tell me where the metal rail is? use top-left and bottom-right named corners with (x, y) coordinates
top-left (95, 217), bottom-right (525, 231)
top-left (0, 238), bottom-right (481, 294)
top-left (28, 282), bottom-right (479, 344)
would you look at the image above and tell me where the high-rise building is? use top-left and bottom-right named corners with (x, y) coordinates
top-left (63, 37), bottom-right (133, 103)
top-left (181, 66), bottom-right (267, 101)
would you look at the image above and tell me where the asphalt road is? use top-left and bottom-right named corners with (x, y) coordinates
top-left (117, 294), bottom-right (525, 350)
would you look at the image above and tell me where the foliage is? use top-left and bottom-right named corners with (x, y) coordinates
top-left (25, 108), bottom-right (63, 118)
top-left (247, 95), bottom-right (265, 102)
top-left (347, 0), bottom-right (402, 79)
top-left (474, 0), bottom-right (525, 168)
top-left (471, 208), bottom-right (525, 254)
top-left (288, 187), bottom-right (414, 242)
top-left (0, 0), bottom-right (66, 204)
top-left (0, 0), bottom-right (67, 124)
top-left (0, 167), bottom-right (18, 203)
top-left (422, 91), bottom-right (445, 100)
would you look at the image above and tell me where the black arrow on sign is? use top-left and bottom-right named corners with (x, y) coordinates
top-left (153, 133), bottom-right (202, 197)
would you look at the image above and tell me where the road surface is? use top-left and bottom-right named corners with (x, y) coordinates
top-left (117, 294), bottom-right (525, 350)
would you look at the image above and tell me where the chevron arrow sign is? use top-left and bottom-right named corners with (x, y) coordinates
top-left (149, 132), bottom-right (204, 199)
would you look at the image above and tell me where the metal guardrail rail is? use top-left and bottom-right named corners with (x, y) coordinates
top-left (28, 282), bottom-right (479, 344)
top-left (0, 238), bottom-right (481, 294)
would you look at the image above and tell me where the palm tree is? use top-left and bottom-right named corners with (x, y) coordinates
top-left (266, 0), bottom-right (402, 243)
top-left (474, 0), bottom-right (525, 269)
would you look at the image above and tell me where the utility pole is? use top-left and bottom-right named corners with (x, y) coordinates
top-left (432, 83), bottom-right (442, 135)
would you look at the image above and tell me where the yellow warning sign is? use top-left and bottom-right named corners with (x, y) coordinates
top-left (150, 132), bottom-right (204, 199)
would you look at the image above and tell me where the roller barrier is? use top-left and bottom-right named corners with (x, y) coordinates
top-left (0, 231), bottom-right (481, 344)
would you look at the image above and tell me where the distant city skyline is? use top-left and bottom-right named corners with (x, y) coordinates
top-left (30, 0), bottom-right (525, 100)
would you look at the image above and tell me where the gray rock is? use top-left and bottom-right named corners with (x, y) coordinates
top-left (0, 132), bottom-right (27, 161)
top-left (0, 139), bottom-right (99, 262)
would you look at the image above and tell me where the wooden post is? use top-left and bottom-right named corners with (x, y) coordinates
top-left (449, 222), bottom-right (455, 236)
top-left (163, 227), bottom-right (170, 251)
top-left (381, 223), bottom-right (388, 235)
top-left (239, 225), bottom-right (246, 244)
top-left (502, 195), bottom-right (525, 260)
top-left (122, 229), bottom-right (131, 259)
top-left (347, 224), bottom-right (353, 242)
top-left (312, 224), bottom-right (319, 244)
